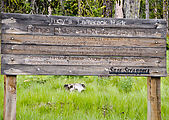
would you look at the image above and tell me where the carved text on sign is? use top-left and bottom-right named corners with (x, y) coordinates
top-left (54, 27), bottom-right (161, 37)
top-left (26, 25), bottom-right (162, 37)
top-left (27, 25), bottom-right (51, 34)
top-left (50, 18), bottom-right (126, 26)
top-left (109, 67), bottom-right (150, 75)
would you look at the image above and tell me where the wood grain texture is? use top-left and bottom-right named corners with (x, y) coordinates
top-left (1, 13), bottom-right (167, 38)
top-left (147, 77), bottom-right (161, 120)
top-left (4, 75), bottom-right (16, 120)
top-left (3, 76), bottom-right (6, 120)
top-left (1, 25), bottom-right (166, 38)
top-left (1, 13), bottom-right (167, 28)
top-left (0, 13), bottom-right (167, 76)
top-left (1, 55), bottom-right (166, 67)
top-left (1, 64), bottom-right (166, 76)
top-left (2, 34), bottom-right (166, 47)
top-left (1, 44), bottom-right (165, 57)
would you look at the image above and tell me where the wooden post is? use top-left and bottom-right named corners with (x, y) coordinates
top-left (3, 75), bottom-right (17, 120)
top-left (147, 77), bottom-right (161, 120)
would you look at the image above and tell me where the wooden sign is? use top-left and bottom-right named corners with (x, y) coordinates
top-left (0, 13), bottom-right (167, 76)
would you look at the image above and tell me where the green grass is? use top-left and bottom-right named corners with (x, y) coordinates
top-left (0, 75), bottom-right (169, 120)
top-left (0, 50), bottom-right (169, 120)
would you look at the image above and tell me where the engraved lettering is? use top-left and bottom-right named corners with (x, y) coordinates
top-left (109, 67), bottom-right (150, 75)
top-left (50, 18), bottom-right (73, 25)
top-left (50, 17), bottom-right (126, 26)
top-left (27, 25), bottom-right (51, 34)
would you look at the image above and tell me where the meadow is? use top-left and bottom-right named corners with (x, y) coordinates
top-left (0, 52), bottom-right (169, 120)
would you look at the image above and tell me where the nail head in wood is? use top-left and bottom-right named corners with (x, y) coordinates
top-left (10, 37), bottom-right (14, 40)
top-left (10, 68), bottom-right (14, 71)
top-left (10, 57), bottom-right (14, 61)
top-left (156, 61), bottom-right (160, 63)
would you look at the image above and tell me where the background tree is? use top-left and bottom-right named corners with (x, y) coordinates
top-left (123, 0), bottom-right (141, 18)
top-left (0, 0), bottom-right (168, 30)
top-left (146, 0), bottom-right (149, 19)
top-left (163, 0), bottom-right (168, 32)
top-left (103, 0), bottom-right (113, 17)
top-left (115, 0), bottom-right (123, 18)
top-left (78, 0), bottom-right (82, 16)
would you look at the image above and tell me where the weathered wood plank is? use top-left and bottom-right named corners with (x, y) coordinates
top-left (1, 55), bottom-right (166, 67)
top-left (1, 13), bottom-right (167, 28)
top-left (1, 64), bottom-right (166, 76)
top-left (1, 24), bottom-right (166, 38)
top-left (2, 34), bottom-right (166, 47)
top-left (1, 44), bottom-right (165, 57)
top-left (4, 75), bottom-right (17, 120)
top-left (147, 77), bottom-right (161, 120)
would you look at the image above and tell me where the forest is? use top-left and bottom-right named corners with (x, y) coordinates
top-left (0, 0), bottom-right (168, 19)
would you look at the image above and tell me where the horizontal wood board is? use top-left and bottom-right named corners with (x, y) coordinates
top-left (0, 13), bottom-right (167, 76)
top-left (1, 64), bottom-right (166, 76)
top-left (1, 25), bottom-right (166, 38)
top-left (2, 34), bottom-right (166, 47)
top-left (2, 55), bottom-right (165, 67)
top-left (1, 13), bottom-right (167, 28)
top-left (1, 44), bottom-right (165, 57)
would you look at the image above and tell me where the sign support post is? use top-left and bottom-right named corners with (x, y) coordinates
top-left (147, 77), bottom-right (161, 120)
top-left (3, 75), bottom-right (17, 120)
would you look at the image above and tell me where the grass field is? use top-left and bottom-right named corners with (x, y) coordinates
top-left (1, 74), bottom-right (169, 120)
top-left (0, 53), bottom-right (169, 120)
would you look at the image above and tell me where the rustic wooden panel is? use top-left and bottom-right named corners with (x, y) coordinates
top-left (2, 34), bottom-right (166, 47)
top-left (1, 64), bottom-right (166, 76)
top-left (2, 55), bottom-right (165, 67)
top-left (0, 13), bottom-right (167, 76)
top-left (1, 44), bottom-right (165, 57)
top-left (1, 13), bottom-right (166, 28)
top-left (1, 25), bottom-right (166, 38)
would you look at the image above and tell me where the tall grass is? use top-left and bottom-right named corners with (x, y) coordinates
top-left (1, 75), bottom-right (169, 119)
top-left (0, 51), bottom-right (169, 120)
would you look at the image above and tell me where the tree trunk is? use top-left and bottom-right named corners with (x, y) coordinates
top-left (123, 0), bottom-right (140, 18)
top-left (146, 0), bottom-right (149, 19)
top-left (163, 0), bottom-right (168, 32)
top-left (103, 0), bottom-right (113, 18)
top-left (60, 0), bottom-right (65, 15)
top-left (31, 0), bottom-right (36, 14)
top-left (115, 0), bottom-right (123, 18)
top-left (48, 0), bottom-right (52, 15)
top-left (154, 1), bottom-right (157, 19)
top-left (78, 0), bottom-right (82, 16)
top-left (0, 0), bottom-right (4, 12)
